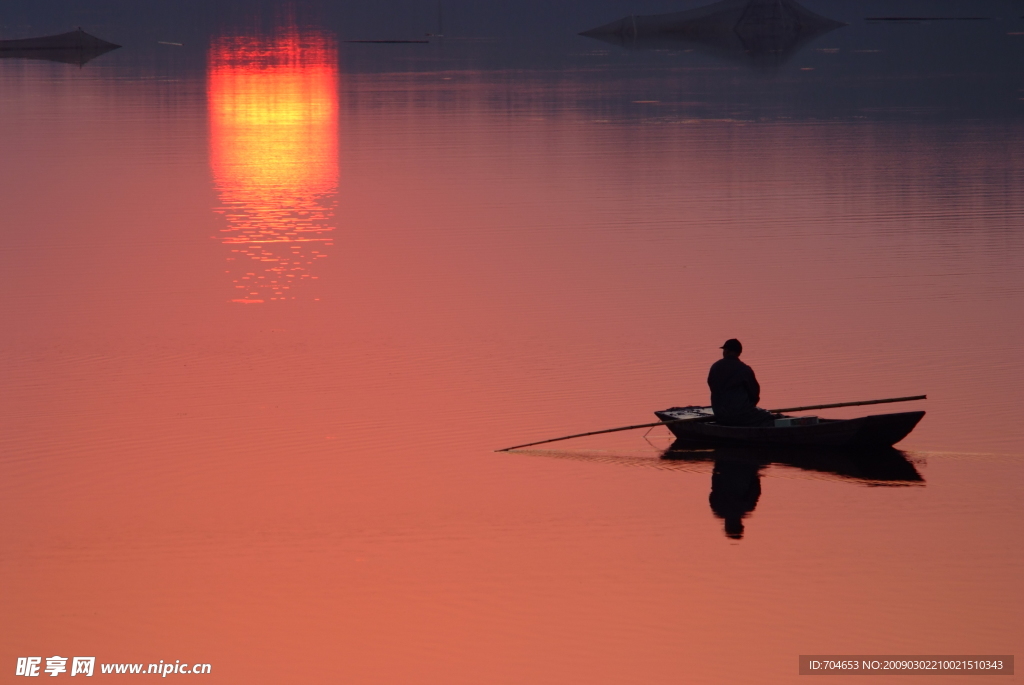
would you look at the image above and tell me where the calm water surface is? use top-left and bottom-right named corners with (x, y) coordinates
top-left (1, 6), bottom-right (1022, 683)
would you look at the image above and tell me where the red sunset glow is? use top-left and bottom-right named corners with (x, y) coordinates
top-left (208, 29), bottom-right (338, 303)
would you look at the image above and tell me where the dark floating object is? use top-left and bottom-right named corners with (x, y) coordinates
top-left (344, 39), bottom-right (429, 44)
top-left (580, 0), bottom-right (846, 63)
top-left (654, 407), bottom-right (925, 449)
top-left (0, 28), bottom-right (121, 65)
top-left (865, 17), bottom-right (992, 21)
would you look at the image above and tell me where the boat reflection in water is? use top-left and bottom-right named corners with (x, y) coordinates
top-left (580, 0), bottom-right (846, 65)
top-left (663, 443), bottom-right (924, 539)
top-left (208, 28), bottom-right (338, 303)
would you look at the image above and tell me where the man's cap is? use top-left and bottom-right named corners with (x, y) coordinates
top-left (720, 338), bottom-right (742, 353)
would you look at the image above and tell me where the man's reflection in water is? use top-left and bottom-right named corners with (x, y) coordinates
top-left (709, 457), bottom-right (763, 539)
top-left (663, 442), bottom-right (923, 540)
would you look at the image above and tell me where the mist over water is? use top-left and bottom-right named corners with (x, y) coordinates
top-left (1, 1), bottom-right (1022, 682)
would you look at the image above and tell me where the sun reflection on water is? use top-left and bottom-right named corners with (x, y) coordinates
top-left (208, 29), bottom-right (338, 303)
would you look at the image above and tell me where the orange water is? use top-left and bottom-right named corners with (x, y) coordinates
top-left (1, 25), bottom-right (1021, 685)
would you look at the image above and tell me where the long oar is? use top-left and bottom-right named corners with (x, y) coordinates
top-left (496, 394), bottom-right (926, 452)
top-left (768, 395), bottom-right (926, 414)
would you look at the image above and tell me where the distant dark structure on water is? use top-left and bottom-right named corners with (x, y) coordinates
top-left (0, 28), bottom-right (121, 66)
top-left (580, 0), bottom-right (846, 64)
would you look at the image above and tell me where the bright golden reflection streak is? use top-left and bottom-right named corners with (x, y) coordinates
top-left (208, 29), bottom-right (338, 303)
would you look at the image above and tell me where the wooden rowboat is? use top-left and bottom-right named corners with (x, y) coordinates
top-left (654, 407), bottom-right (924, 449)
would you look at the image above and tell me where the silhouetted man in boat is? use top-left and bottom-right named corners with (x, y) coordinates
top-left (708, 339), bottom-right (776, 427)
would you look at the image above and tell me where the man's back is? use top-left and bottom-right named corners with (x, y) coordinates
top-left (707, 356), bottom-right (761, 425)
